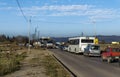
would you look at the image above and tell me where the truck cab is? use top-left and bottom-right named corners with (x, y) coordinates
top-left (101, 47), bottom-right (120, 63)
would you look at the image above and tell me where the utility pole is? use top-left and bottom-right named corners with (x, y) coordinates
top-left (28, 17), bottom-right (31, 52)
top-left (92, 20), bottom-right (96, 37)
top-left (35, 27), bottom-right (37, 40)
top-left (38, 31), bottom-right (40, 41)
top-left (81, 32), bottom-right (84, 37)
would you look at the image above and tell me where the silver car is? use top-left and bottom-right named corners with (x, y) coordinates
top-left (83, 44), bottom-right (101, 56)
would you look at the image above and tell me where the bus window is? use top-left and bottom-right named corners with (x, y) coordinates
top-left (69, 39), bottom-right (79, 45)
top-left (81, 39), bottom-right (93, 43)
top-left (74, 39), bottom-right (79, 45)
top-left (69, 40), bottom-right (74, 45)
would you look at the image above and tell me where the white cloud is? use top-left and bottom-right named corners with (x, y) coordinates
top-left (19, 5), bottom-right (120, 22)
top-left (1, 4), bottom-right (120, 22)
top-left (0, 7), bottom-right (15, 10)
top-left (88, 9), bottom-right (120, 22)
top-left (22, 5), bottom-right (92, 12)
top-left (21, 5), bottom-right (93, 17)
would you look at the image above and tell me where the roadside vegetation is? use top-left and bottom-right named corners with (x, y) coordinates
top-left (0, 35), bottom-right (27, 76)
top-left (28, 49), bottom-right (71, 77)
top-left (0, 45), bottom-right (71, 77)
top-left (0, 50), bottom-right (26, 76)
top-left (43, 54), bottom-right (70, 77)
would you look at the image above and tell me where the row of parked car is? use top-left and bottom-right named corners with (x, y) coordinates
top-left (61, 44), bottom-right (120, 63)
top-left (84, 44), bottom-right (120, 63)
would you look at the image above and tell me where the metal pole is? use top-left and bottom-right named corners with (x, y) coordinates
top-left (28, 17), bottom-right (31, 52)
top-left (92, 20), bottom-right (96, 37)
top-left (38, 31), bottom-right (40, 41)
top-left (95, 22), bottom-right (96, 37)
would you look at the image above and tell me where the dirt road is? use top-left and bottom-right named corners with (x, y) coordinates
top-left (3, 49), bottom-right (49, 77)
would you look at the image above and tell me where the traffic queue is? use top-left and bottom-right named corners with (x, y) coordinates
top-left (63, 36), bottom-right (120, 64)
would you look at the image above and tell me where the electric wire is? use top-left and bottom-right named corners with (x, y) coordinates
top-left (16, 0), bottom-right (28, 22)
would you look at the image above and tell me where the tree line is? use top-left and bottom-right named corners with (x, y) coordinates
top-left (0, 34), bottom-right (28, 44)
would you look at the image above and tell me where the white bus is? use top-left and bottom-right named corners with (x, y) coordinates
top-left (68, 37), bottom-right (95, 53)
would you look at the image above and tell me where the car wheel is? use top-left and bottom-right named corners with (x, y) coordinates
top-left (107, 57), bottom-right (112, 63)
top-left (101, 56), bottom-right (106, 62)
top-left (83, 52), bottom-right (87, 56)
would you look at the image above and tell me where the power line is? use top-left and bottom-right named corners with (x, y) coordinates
top-left (16, 0), bottom-right (31, 52)
top-left (34, 20), bottom-right (88, 24)
top-left (16, 0), bottom-right (28, 22)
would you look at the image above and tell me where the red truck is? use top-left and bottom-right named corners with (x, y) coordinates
top-left (101, 47), bottom-right (120, 63)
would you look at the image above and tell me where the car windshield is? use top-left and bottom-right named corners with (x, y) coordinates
top-left (91, 45), bottom-right (100, 50)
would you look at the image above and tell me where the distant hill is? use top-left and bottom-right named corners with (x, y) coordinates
top-left (97, 35), bottom-right (120, 43)
top-left (52, 37), bottom-right (69, 42)
top-left (52, 35), bottom-right (120, 43)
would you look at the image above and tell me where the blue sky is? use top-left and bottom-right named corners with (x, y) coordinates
top-left (0, 0), bottom-right (120, 37)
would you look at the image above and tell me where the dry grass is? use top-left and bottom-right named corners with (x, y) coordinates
top-left (26, 49), bottom-right (71, 77)
top-left (0, 51), bottom-right (26, 76)
top-left (0, 47), bottom-right (71, 77)
top-left (43, 54), bottom-right (70, 77)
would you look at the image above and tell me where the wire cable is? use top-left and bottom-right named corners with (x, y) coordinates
top-left (16, 0), bottom-right (28, 22)
top-left (33, 20), bottom-right (90, 24)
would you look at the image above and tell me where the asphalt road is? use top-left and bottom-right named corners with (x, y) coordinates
top-left (50, 49), bottom-right (120, 77)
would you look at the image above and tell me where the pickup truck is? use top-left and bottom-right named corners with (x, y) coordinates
top-left (101, 47), bottom-right (120, 63)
